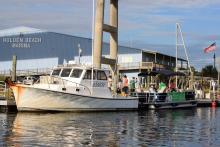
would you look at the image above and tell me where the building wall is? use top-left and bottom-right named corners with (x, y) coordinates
top-left (0, 32), bottom-right (141, 70)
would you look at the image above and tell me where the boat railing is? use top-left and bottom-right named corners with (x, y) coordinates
top-left (34, 76), bottom-right (92, 96)
top-left (134, 92), bottom-right (168, 104)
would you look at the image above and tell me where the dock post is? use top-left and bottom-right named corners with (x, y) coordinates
top-left (189, 71), bottom-right (194, 89)
top-left (12, 55), bottom-right (17, 82)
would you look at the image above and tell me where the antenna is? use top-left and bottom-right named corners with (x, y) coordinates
top-left (78, 44), bottom-right (82, 64)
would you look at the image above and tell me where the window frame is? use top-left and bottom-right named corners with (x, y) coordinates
top-left (60, 68), bottom-right (72, 77)
top-left (70, 68), bottom-right (83, 78)
top-left (97, 70), bottom-right (107, 80)
top-left (51, 69), bottom-right (61, 76)
top-left (83, 70), bottom-right (97, 80)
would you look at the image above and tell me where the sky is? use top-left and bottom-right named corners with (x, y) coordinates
top-left (0, 0), bottom-right (220, 71)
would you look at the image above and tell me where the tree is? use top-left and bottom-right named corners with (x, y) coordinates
top-left (201, 65), bottom-right (218, 78)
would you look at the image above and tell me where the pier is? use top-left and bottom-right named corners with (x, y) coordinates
top-left (0, 98), bottom-right (17, 112)
top-left (0, 81), bottom-right (17, 112)
top-left (0, 68), bottom-right (51, 77)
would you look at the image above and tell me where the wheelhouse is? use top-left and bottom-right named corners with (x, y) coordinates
top-left (50, 66), bottom-right (108, 83)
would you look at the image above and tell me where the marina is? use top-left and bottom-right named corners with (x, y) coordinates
top-left (1, 108), bottom-right (220, 146)
top-left (0, 88), bottom-right (219, 112)
top-left (1, 1), bottom-right (199, 112)
top-left (0, 0), bottom-right (220, 146)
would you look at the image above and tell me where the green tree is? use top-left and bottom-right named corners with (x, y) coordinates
top-left (201, 65), bottom-right (218, 78)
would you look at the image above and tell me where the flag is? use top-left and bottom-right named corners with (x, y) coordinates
top-left (204, 42), bottom-right (216, 53)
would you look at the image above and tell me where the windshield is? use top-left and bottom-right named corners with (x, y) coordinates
top-left (51, 69), bottom-right (61, 76)
top-left (70, 69), bottom-right (83, 78)
top-left (60, 68), bottom-right (72, 77)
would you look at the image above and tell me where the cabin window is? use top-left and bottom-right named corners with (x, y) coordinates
top-left (61, 69), bottom-right (72, 77)
top-left (97, 71), bottom-right (107, 80)
top-left (51, 69), bottom-right (61, 76)
top-left (71, 69), bottom-right (83, 78)
top-left (83, 70), bottom-right (96, 80)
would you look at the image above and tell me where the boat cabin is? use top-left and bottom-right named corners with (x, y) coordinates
top-left (50, 65), bottom-right (109, 88)
top-left (46, 65), bottom-right (112, 97)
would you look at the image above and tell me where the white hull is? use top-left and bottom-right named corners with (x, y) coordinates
top-left (11, 85), bottom-right (138, 111)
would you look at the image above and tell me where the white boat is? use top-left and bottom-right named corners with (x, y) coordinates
top-left (6, 64), bottom-right (138, 111)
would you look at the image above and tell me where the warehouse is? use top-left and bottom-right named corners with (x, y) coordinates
top-left (0, 26), bottom-right (187, 77)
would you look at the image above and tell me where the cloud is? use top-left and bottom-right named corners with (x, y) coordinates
top-left (0, 0), bottom-right (94, 37)
top-left (120, 0), bottom-right (220, 9)
top-left (0, 0), bottom-right (220, 70)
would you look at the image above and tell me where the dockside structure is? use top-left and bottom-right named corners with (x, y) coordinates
top-left (0, 26), bottom-right (187, 78)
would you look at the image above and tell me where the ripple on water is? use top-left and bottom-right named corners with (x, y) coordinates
top-left (0, 108), bottom-right (220, 146)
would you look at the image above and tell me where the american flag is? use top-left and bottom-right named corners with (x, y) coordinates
top-left (204, 42), bottom-right (216, 53)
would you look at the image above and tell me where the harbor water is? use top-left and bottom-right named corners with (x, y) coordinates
top-left (1, 108), bottom-right (220, 146)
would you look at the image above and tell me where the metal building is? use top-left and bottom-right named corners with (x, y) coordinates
top-left (0, 26), bottom-right (187, 77)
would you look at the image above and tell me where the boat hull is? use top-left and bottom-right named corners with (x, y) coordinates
top-left (149, 100), bottom-right (197, 109)
top-left (11, 85), bottom-right (138, 111)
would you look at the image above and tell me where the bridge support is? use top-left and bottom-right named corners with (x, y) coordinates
top-left (93, 0), bottom-right (118, 94)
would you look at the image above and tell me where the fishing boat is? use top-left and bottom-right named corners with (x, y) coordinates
top-left (5, 63), bottom-right (139, 111)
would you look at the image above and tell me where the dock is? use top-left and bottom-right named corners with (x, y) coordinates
top-left (197, 98), bottom-right (219, 107)
top-left (0, 97), bottom-right (17, 112)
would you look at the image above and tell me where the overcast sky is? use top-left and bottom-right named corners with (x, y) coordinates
top-left (0, 0), bottom-right (220, 70)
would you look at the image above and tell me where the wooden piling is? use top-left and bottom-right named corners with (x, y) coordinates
top-left (12, 55), bottom-right (17, 82)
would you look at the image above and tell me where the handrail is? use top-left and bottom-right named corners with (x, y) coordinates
top-left (118, 62), bottom-right (154, 70)
top-left (33, 75), bottom-right (92, 96)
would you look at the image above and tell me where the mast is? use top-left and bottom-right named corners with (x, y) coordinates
top-left (176, 23), bottom-right (178, 88)
top-left (176, 23), bottom-right (192, 88)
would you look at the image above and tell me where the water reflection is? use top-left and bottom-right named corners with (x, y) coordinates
top-left (0, 108), bottom-right (220, 147)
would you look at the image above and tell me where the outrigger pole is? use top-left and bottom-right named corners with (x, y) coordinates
top-left (176, 23), bottom-right (192, 88)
